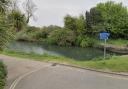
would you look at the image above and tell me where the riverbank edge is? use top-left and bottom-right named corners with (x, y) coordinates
top-left (97, 44), bottom-right (128, 54)
top-left (1, 53), bottom-right (128, 77)
top-left (1, 50), bottom-right (128, 74)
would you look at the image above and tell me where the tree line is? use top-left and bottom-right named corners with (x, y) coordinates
top-left (64, 1), bottom-right (128, 39)
top-left (1, 1), bottom-right (128, 50)
top-left (18, 1), bottom-right (128, 47)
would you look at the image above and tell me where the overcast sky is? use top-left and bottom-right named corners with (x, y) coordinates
top-left (20, 0), bottom-right (128, 27)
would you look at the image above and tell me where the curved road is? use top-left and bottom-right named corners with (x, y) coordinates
top-left (1, 55), bottom-right (128, 89)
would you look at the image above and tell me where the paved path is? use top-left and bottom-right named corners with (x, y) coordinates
top-left (1, 55), bottom-right (128, 89)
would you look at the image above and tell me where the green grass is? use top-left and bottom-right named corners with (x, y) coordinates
top-left (108, 39), bottom-right (128, 46)
top-left (1, 50), bottom-right (128, 72)
top-left (83, 56), bottom-right (128, 72)
top-left (93, 39), bottom-right (128, 48)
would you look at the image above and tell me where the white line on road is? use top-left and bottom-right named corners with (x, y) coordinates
top-left (9, 66), bottom-right (50, 89)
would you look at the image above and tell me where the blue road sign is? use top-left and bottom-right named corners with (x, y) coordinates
top-left (100, 32), bottom-right (110, 40)
top-left (99, 32), bottom-right (110, 59)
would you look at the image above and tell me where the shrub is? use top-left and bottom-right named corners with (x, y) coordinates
top-left (33, 29), bottom-right (52, 42)
top-left (80, 39), bottom-right (89, 47)
top-left (47, 29), bottom-right (76, 46)
top-left (75, 35), bottom-right (83, 46)
top-left (16, 27), bottom-right (53, 42)
top-left (80, 37), bottom-right (94, 47)
top-left (0, 17), bottom-right (14, 51)
top-left (76, 35), bottom-right (95, 47)
top-left (0, 61), bottom-right (7, 89)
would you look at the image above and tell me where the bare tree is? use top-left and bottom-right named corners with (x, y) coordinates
top-left (23, 0), bottom-right (37, 23)
top-left (9, 0), bottom-right (19, 11)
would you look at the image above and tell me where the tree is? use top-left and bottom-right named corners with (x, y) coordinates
top-left (23, 0), bottom-right (37, 23)
top-left (9, 0), bottom-right (19, 11)
top-left (96, 1), bottom-right (128, 38)
top-left (48, 29), bottom-right (76, 46)
top-left (89, 7), bottom-right (103, 25)
top-left (64, 15), bottom-right (77, 31)
top-left (0, 0), bottom-right (27, 51)
top-left (0, 0), bottom-right (12, 51)
top-left (0, 0), bottom-right (9, 13)
top-left (0, 15), bottom-right (13, 51)
top-left (86, 11), bottom-right (92, 32)
top-left (43, 25), bottom-right (62, 31)
top-left (76, 15), bottom-right (86, 35)
top-left (8, 10), bottom-right (26, 32)
top-left (86, 1), bottom-right (128, 39)
top-left (64, 14), bottom-right (87, 36)
top-left (86, 7), bottom-right (103, 35)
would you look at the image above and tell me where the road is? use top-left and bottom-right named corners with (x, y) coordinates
top-left (1, 54), bottom-right (128, 89)
top-left (0, 54), bottom-right (50, 89)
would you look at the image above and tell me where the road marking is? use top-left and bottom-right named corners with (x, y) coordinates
top-left (9, 66), bottom-right (50, 89)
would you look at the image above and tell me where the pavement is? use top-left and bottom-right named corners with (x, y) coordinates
top-left (1, 54), bottom-right (128, 89)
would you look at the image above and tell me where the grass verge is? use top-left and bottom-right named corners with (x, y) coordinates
top-left (1, 50), bottom-right (128, 72)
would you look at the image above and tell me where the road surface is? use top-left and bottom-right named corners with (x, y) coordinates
top-left (1, 54), bottom-right (128, 89)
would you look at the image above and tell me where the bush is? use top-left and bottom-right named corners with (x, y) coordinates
top-left (80, 37), bottom-right (95, 47)
top-left (0, 16), bottom-right (14, 51)
top-left (16, 26), bottom-right (54, 42)
top-left (0, 61), bottom-right (7, 89)
top-left (76, 35), bottom-right (95, 47)
top-left (75, 35), bottom-right (83, 46)
top-left (16, 28), bottom-right (41, 42)
top-left (47, 29), bottom-right (76, 46)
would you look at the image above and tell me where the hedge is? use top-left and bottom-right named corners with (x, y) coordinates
top-left (0, 61), bottom-right (7, 89)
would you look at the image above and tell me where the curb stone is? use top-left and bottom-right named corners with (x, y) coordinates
top-left (48, 61), bottom-right (128, 77)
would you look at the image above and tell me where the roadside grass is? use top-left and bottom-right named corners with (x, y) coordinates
top-left (1, 50), bottom-right (128, 72)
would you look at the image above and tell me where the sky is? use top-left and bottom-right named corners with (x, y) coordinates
top-left (19, 0), bottom-right (128, 27)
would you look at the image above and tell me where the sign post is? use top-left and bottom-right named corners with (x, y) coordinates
top-left (100, 32), bottom-right (110, 59)
top-left (104, 39), bottom-right (106, 59)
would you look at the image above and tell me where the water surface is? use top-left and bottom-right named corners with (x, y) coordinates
top-left (8, 41), bottom-right (115, 60)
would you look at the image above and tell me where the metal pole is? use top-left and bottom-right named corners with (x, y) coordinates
top-left (104, 39), bottom-right (106, 59)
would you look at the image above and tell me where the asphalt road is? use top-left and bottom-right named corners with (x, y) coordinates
top-left (1, 55), bottom-right (128, 89)
top-left (15, 65), bottom-right (128, 89)
top-left (0, 54), bottom-right (50, 89)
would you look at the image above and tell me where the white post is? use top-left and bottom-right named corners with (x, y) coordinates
top-left (104, 39), bottom-right (107, 59)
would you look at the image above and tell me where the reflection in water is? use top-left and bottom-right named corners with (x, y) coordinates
top-left (8, 41), bottom-right (114, 60)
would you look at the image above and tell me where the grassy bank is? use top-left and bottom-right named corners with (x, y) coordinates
top-left (0, 61), bottom-right (7, 89)
top-left (1, 50), bottom-right (128, 72)
top-left (108, 39), bottom-right (128, 47)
